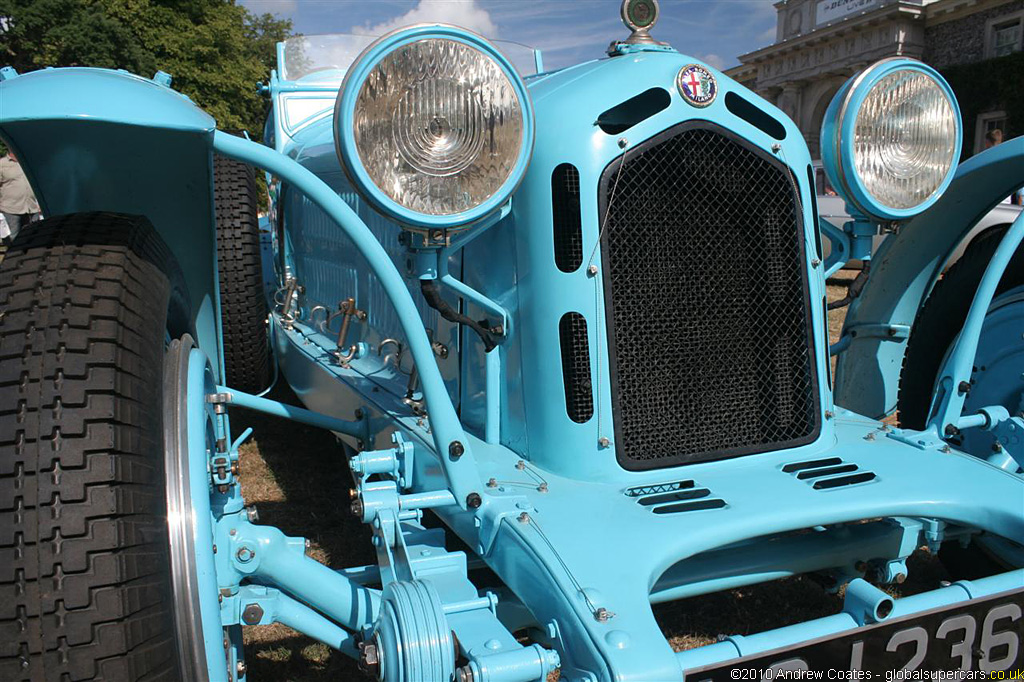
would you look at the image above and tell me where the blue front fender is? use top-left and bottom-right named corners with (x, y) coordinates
top-left (835, 136), bottom-right (1024, 417)
top-left (0, 67), bottom-right (223, 370)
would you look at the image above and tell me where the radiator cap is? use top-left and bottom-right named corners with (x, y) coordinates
top-left (608, 0), bottom-right (671, 55)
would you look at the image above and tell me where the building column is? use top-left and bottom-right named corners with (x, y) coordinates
top-left (776, 83), bottom-right (804, 128)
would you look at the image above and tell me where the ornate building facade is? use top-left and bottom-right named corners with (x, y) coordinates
top-left (727, 0), bottom-right (1024, 159)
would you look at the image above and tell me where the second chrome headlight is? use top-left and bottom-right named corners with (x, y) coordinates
top-left (821, 58), bottom-right (962, 221)
top-left (335, 25), bottom-right (534, 230)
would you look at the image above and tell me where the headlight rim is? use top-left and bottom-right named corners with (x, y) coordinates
top-left (822, 57), bottom-right (962, 222)
top-left (334, 23), bottom-right (535, 231)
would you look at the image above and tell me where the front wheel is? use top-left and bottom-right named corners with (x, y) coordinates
top-left (898, 226), bottom-right (1024, 579)
top-left (0, 213), bottom-right (204, 680)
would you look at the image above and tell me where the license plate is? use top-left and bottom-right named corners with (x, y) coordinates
top-left (686, 588), bottom-right (1023, 679)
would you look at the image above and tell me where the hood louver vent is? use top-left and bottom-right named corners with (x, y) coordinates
top-left (783, 457), bottom-right (877, 490)
top-left (626, 479), bottom-right (726, 514)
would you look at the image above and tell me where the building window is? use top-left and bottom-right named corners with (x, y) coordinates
top-left (975, 111), bottom-right (1008, 155)
top-left (987, 12), bottom-right (1024, 58)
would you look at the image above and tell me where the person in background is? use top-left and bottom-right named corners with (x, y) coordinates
top-left (985, 128), bottom-right (1004, 150)
top-left (0, 149), bottom-right (41, 244)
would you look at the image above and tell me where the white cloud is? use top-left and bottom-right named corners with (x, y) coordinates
top-left (353, 0), bottom-right (498, 38)
top-left (701, 53), bottom-right (726, 70)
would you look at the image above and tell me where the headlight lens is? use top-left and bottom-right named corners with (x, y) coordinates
top-left (820, 59), bottom-right (962, 221)
top-left (853, 70), bottom-right (958, 211)
top-left (336, 26), bottom-right (534, 228)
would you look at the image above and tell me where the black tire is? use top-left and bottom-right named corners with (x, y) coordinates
top-left (215, 155), bottom-right (271, 394)
top-left (0, 213), bottom-right (185, 680)
top-left (898, 227), bottom-right (1024, 580)
top-left (898, 227), bottom-right (1024, 430)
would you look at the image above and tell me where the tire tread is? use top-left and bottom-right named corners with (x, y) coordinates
top-left (0, 213), bottom-right (181, 681)
top-left (214, 155), bottom-right (271, 393)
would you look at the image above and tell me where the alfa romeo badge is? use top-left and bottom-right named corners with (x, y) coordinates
top-left (677, 64), bottom-right (718, 108)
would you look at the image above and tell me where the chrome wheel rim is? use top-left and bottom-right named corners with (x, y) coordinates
top-left (164, 335), bottom-right (212, 680)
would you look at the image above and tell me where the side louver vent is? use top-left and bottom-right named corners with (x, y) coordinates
top-left (626, 480), bottom-right (727, 514)
top-left (552, 164), bottom-right (583, 273)
top-left (782, 457), bottom-right (876, 490)
top-left (559, 312), bottom-right (594, 423)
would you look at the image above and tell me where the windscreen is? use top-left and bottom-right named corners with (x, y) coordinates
top-left (281, 33), bottom-right (539, 82)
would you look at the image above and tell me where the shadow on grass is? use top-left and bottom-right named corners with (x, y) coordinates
top-left (656, 549), bottom-right (951, 651)
top-left (233, 382), bottom-right (375, 681)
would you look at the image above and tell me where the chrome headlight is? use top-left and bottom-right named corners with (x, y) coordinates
top-left (335, 25), bottom-right (534, 230)
top-left (821, 58), bottom-right (961, 221)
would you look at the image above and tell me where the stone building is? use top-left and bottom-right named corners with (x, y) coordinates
top-left (726, 0), bottom-right (1024, 159)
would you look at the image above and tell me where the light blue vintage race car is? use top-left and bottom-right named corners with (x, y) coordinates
top-left (1, 1), bottom-right (1022, 680)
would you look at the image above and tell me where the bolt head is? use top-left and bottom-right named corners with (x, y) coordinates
top-left (236, 546), bottom-right (254, 563)
top-left (466, 492), bottom-right (483, 509)
top-left (350, 498), bottom-right (365, 517)
top-left (358, 641), bottom-right (381, 677)
top-left (449, 441), bottom-right (465, 459)
top-left (241, 603), bottom-right (264, 625)
top-left (598, 437), bottom-right (611, 448)
top-left (594, 607), bottom-right (612, 622)
top-left (245, 506), bottom-right (259, 523)
top-left (517, 512), bottom-right (530, 523)
top-left (236, 660), bottom-right (247, 677)
top-left (587, 264), bottom-right (599, 276)
top-left (487, 477), bottom-right (498, 488)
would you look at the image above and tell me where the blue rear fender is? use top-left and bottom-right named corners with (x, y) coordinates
top-left (0, 67), bottom-right (223, 370)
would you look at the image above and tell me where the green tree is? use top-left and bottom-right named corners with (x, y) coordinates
top-left (0, 0), bottom-right (291, 135)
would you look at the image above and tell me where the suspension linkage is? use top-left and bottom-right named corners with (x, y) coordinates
top-left (211, 385), bottom-right (370, 442)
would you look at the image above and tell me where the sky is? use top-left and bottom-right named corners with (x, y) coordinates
top-left (237, 0), bottom-right (779, 72)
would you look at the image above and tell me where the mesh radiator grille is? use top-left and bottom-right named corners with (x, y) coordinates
top-left (600, 123), bottom-right (819, 469)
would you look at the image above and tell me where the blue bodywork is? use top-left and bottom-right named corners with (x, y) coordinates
top-left (1, 17), bottom-right (1021, 682)
top-left (0, 67), bottom-right (225, 376)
